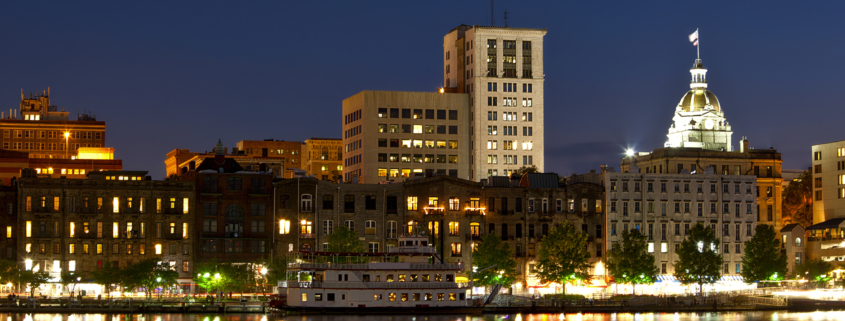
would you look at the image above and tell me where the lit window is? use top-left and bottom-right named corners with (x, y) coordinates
top-left (183, 198), bottom-right (189, 214)
top-left (279, 220), bottom-right (291, 234)
top-left (413, 125), bottom-right (423, 134)
top-left (647, 242), bottom-right (654, 253)
top-left (113, 197), bottom-right (119, 213)
top-left (69, 222), bottom-right (75, 238)
top-left (69, 260), bottom-right (76, 271)
top-left (661, 242), bottom-right (667, 253)
top-left (26, 221), bottom-right (31, 237)
top-left (5, 226), bottom-right (10, 238)
top-left (155, 244), bottom-right (162, 255)
top-left (113, 222), bottom-right (119, 238)
top-left (182, 223), bottom-right (188, 239)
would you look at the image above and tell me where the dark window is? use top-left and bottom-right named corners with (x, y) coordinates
top-left (227, 178), bottom-right (242, 190)
top-left (402, 124), bottom-right (411, 133)
top-left (322, 195), bottom-right (333, 210)
top-left (515, 223), bottom-right (522, 238)
top-left (448, 169), bottom-right (457, 177)
top-left (437, 110), bottom-right (446, 119)
top-left (425, 109), bottom-right (434, 119)
top-left (378, 153), bottom-right (387, 162)
top-left (437, 126), bottom-right (446, 134)
top-left (401, 109), bottom-right (411, 118)
top-left (344, 195), bottom-right (355, 213)
top-left (488, 197), bottom-right (496, 212)
top-left (389, 139), bottom-right (400, 148)
top-left (250, 178), bottom-right (266, 194)
top-left (528, 224), bottom-right (535, 237)
top-left (449, 110), bottom-right (458, 120)
top-left (378, 139), bottom-right (387, 147)
top-left (488, 223), bottom-right (495, 235)
top-left (389, 108), bottom-right (399, 118)
top-left (386, 196), bottom-right (398, 214)
top-left (448, 126), bottom-right (458, 134)
top-left (365, 195), bottom-right (377, 210)
top-left (515, 198), bottom-right (522, 212)
top-left (202, 177), bottom-right (219, 193)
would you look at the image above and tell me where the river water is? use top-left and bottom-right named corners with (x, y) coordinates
top-left (4, 312), bottom-right (845, 321)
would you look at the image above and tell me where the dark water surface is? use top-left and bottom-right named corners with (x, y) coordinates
top-left (3, 312), bottom-right (845, 321)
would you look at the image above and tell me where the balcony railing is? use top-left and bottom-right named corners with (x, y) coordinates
top-left (300, 233), bottom-right (315, 239)
top-left (465, 210), bottom-right (484, 216)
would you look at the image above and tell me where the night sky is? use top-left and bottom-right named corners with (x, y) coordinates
top-left (3, 1), bottom-right (843, 179)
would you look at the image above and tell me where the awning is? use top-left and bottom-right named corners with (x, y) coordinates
top-left (656, 275), bottom-right (678, 282)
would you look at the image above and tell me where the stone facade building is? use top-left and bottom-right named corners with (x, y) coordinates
top-left (620, 57), bottom-right (784, 231)
top-left (303, 138), bottom-right (343, 181)
top-left (273, 173), bottom-right (605, 295)
top-left (443, 25), bottom-right (546, 180)
top-left (606, 171), bottom-right (758, 293)
top-left (17, 170), bottom-right (195, 293)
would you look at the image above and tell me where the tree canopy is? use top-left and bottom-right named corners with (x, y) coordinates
top-left (193, 259), bottom-right (229, 294)
top-left (327, 226), bottom-right (364, 253)
top-left (20, 270), bottom-right (50, 297)
top-left (90, 261), bottom-right (122, 298)
top-left (123, 259), bottom-right (179, 299)
top-left (796, 258), bottom-right (835, 287)
top-left (674, 223), bottom-right (722, 295)
top-left (606, 229), bottom-right (658, 294)
top-left (535, 221), bottom-right (591, 297)
top-left (471, 233), bottom-right (518, 288)
top-left (782, 170), bottom-right (813, 227)
top-left (512, 165), bottom-right (539, 179)
top-left (741, 224), bottom-right (788, 283)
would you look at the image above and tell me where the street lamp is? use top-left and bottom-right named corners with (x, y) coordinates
top-left (156, 277), bottom-right (162, 300)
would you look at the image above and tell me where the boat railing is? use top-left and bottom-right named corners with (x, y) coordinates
top-left (289, 263), bottom-right (463, 270)
top-left (409, 263), bottom-right (462, 270)
top-left (285, 281), bottom-right (471, 289)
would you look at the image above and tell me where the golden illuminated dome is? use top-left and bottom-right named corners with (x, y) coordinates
top-left (678, 89), bottom-right (720, 112)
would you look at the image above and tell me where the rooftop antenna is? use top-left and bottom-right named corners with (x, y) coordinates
top-left (504, 9), bottom-right (508, 27)
top-left (490, 0), bottom-right (495, 26)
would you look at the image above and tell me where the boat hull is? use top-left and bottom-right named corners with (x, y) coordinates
top-left (281, 306), bottom-right (483, 315)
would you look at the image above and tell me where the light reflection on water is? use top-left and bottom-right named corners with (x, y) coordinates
top-left (1, 312), bottom-right (845, 321)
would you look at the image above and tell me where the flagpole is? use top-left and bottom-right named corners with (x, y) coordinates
top-left (697, 28), bottom-right (700, 59)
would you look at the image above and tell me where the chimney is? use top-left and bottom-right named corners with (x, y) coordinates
top-left (741, 137), bottom-right (749, 153)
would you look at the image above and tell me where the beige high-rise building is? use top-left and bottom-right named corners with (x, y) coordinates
top-left (811, 141), bottom-right (845, 223)
top-left (341, 91), bottom-right (470, 184)
top-left (443, 25), bottom-right (546, 180)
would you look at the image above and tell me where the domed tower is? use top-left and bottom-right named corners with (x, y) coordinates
top-left (665, 59), bottom-right (733, 151)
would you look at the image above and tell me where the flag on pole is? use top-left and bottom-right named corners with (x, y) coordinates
top-left (689, 30), bottom-right (699, 46)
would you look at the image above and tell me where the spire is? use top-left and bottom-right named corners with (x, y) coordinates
top-left (690, 59), bottom-right (707, 89)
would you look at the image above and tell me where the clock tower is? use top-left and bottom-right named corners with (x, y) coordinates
top-left (665, 59), bottom-right (733, 151)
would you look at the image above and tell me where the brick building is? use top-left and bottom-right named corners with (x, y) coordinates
top-left (180, 142), bottom-right (274, 265)
top-left (2, 89), bottom-right (107, 159)
top-left (17, 169), bottom-right (195, 295)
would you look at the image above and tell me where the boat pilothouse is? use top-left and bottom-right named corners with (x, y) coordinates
top-left (283, 234), bottom-right (473, 310)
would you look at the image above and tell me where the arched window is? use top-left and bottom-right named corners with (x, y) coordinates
top-left (301, 194), bottom-right (312, 212)
top-left (301, 243), bottom-right (312, 252)
top-left (795, 237), bottom-right (802, 247)
top-left (225, 204), bottom-right (244, 237)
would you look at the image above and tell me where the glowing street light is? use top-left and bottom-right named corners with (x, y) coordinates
top-left (64, 132), bottom-right (70, 158)
top-left (625, 149), bottom-right (635, 157)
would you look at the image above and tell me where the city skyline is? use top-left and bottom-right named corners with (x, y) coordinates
top-left (3, 1), bottom-right (844, 179)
